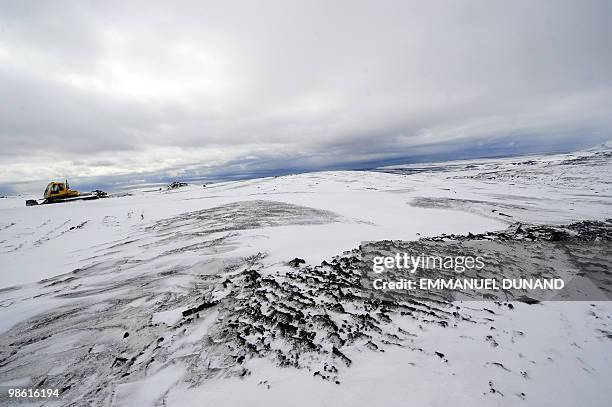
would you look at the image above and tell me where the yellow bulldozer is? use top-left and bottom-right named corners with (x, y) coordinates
top-left (26, 180), bottom-right (107, 206)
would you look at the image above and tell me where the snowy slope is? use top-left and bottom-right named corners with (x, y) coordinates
top-left (0, 147), bottom-right (611, 406)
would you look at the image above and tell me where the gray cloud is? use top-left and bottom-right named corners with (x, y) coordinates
top-left (1, 0), bottom-right (611, 193)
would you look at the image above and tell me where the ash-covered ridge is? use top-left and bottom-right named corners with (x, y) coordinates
top-left (197, 219), bottom-right (612, 383)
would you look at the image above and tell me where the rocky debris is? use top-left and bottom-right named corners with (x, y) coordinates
top-left (364, 219), bottom-right (612, 302)
top-left (487, 380), bottom-right (504, 396)
top-left (516, 296), bottom-right (541, 305)
top-left (332, 346), bottom-right (352, 366)
top-left (287, 258), bottom-right (306, 267)
top-left (182, 249), bottom-right (460, 384)
top-left (421, 219), bottom-right (612, 243)
top-left (489, 362), bottom-right (511, 372)
top-left (485, 335), bottom-right (499, 347)
top-left (182, 300), bottom-right (218, 317)
top-left (69, 221), bottom-right (88, 230)
top-left (186, 219), bottom-right (612, 382)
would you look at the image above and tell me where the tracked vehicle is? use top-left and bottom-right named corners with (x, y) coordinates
top-left (26, 180), bottom-right (107, 206)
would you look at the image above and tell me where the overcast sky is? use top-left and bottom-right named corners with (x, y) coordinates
top-left (1, 0), bottom-right (611, 193)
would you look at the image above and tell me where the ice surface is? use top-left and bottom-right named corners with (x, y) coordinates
top-left (0, 147), bottom-right (610, 406)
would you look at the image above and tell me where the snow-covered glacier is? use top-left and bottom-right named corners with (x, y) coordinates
top-left (0, 146), bottom-right (611, 406)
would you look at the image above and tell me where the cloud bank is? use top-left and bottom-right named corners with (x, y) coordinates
top-left (1, 0), bottom-right (611, 193)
